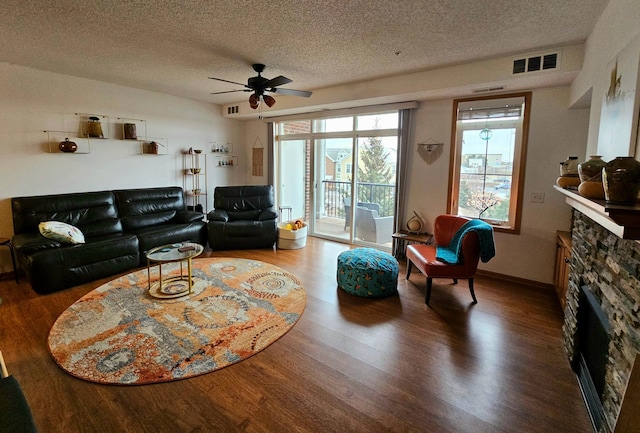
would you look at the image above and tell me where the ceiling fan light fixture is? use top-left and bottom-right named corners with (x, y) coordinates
top-left (209, 64), bottom-right (310, 115)
top-left (249, 93), bottom-right (260, 109)
top-left (263, 94), bottom-right (276, 107)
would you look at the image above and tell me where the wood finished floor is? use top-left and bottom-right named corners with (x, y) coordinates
top-left (0, 237), bottom-right (591, 433)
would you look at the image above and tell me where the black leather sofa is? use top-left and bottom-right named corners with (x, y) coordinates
top-left (207, 185), bottom-right (278, 250)
top-left (11, 187), bottom-right (207, 294)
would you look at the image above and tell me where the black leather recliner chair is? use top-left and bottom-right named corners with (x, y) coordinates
top-left (207, 185), bottom-right (278, 250)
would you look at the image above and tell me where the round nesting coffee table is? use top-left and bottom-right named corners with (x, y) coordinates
top-left (146, 242), bottom-right (204, 299)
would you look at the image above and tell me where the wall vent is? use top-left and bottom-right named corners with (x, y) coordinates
top-left (226, 105), bottom-right (240, 115)
top-left (513, 52), bottom-right (559, 74)
top-left (472, 86), bottom-right (505, 94)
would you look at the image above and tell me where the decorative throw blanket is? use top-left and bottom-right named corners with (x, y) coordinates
top-left (436, 219), bottom-right (496, 265)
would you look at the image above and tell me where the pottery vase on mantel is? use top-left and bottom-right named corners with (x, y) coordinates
top-left (577, 155), bottom-right (606, 199)
top-left (560, 156), bottom-right (579, 177)
top-left (602, 156), bottom-right (640, 205)
top-left (578, 156), bottom-right (606, 182)
top-left (556, 156), bottom-right (581, 189)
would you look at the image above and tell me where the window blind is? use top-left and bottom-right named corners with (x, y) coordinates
top-left (457, 104), bottom-right (523, 121)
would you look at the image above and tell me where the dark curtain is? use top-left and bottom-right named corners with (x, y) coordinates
top-left (267, 122), bottom-right (274, 185)
top-left (394, 108), bottom-right (414, 232)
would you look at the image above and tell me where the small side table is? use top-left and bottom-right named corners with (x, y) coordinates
top-left (0, 238), bottom-right (18, 283)
top-left (146, 242), bottom-right (204, 299)
top-left (392, 231), bottom-right (433, 259)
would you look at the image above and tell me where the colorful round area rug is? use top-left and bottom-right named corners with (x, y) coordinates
top-left (48, 258), bottom-right (306, 385)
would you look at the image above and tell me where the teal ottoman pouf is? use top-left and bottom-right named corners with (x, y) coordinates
top-left (337, 248), bottom-right (399, 298)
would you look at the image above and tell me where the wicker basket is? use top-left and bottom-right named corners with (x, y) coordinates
top-left (277, 222), bottom-right (307, 249)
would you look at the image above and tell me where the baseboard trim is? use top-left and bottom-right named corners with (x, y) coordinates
top-left (476, 269), bottom-right (553, 292)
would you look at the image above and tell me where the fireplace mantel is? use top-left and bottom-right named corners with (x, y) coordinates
top-left (553, 185), bottom-right (640, 239)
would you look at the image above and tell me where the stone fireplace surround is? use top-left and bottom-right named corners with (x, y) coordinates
top-left (563, 209), bottom-right (640, 433)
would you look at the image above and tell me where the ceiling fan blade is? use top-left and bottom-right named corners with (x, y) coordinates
top-left (208, 77), bottom-right (248, 87)
top-left (264, 75), bottom-right (292, 88)
top-left (272, 88), bottom-right (313, 97)
top-left (210, 89), bottom-right (250, 95)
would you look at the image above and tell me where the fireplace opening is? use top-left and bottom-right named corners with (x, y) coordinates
top-left (573, 284), bottom-right (611, 432)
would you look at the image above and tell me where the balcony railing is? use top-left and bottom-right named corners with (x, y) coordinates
top-left (322, 180), bottom-right (395, 218)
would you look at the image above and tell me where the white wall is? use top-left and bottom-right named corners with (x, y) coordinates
top-left (242, 119), bottom-right (270, 185)
top-left (247, 87), bottom-right (589, 285)
top-left (404, 99), bottom-right (453, 233)
top-left (571, 0), bottom-right (640, 157)
top-left (406, 87), bottom-right (589, 284)
top-left (0, 63), bottom-right (243, 274)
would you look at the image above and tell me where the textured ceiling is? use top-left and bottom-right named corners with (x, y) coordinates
top-left (0, 0), bottom-right (610, 105)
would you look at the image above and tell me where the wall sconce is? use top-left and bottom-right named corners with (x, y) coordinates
top-left (418, 138), bottom-right (444, 152)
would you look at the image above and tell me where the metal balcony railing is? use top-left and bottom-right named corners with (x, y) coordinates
top-left (322, 180), bottom-right (395, 218)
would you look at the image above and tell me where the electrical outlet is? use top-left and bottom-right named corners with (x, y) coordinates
top-left (531, 192), bottom-right (545, 203)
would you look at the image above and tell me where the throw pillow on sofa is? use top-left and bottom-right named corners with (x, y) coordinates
top-left (38, 221), bottom-right (85, 244)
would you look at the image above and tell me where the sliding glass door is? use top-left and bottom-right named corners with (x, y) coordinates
top-left (353, 134), bottom-right (397, 245)
top-left (313, 137), bottom-right (353, 240)
top-left (275, 111), bottom-right (400, 251)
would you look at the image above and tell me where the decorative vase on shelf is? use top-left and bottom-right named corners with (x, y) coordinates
top-left (87, 116), bottom-right (104, 138)
top-left (578, 156), bottom-right (606, 182)
top-left (602, 156), bottom-right (640, 205)
top-left (406, 211), bottom-right (424, 233)
top-left (556, 176), bottom-right (581, 188)
top-left (577, 156), bottom-right (606, 199)
top-left (559, 156), bottom-right (579, 177)
top-left (557, 156), bottom-right (581, 189)
top-left (578, 181), bottom-right (605, 199)
top-left (58, 138), bottom-right (77, 153)
top-left (124, 123), bottom-right (137, 140)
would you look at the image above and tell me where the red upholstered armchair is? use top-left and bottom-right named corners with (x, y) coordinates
top-left (406, 215), bottom-right (482, 305)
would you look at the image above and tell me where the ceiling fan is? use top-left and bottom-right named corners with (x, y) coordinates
top-left (209, 63), bottom-right (312, 109)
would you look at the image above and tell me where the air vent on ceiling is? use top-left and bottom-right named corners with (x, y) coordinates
top-left (513, 52), bottom-right (559, 75)
top-left (226, 105), bottom-right (240, 115)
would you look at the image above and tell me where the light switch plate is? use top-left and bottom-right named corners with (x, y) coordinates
top-left (531, 192), bottom-right (545, 203)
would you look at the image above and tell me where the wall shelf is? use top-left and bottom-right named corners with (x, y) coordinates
top-left (215, 155), bottom-right (238, 167)
top-left (212, 142), bottom-right (237, 167)
top-left (418, 138), bottom-right (444, 152)
top-left (554, 185), bottom-right (640, 239)
top-left (44, 112), bottom-right (109, 153)
top-left (116, 117), bottom-right (147, 142)
top-left (75, 113), bottom-right (109, 139)
top-left (211, 142), bottom-right (232, 153)
top-left (142, 137), bottom-right (168, 155)
top-left (43, 130), bottom-right (91, 154)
